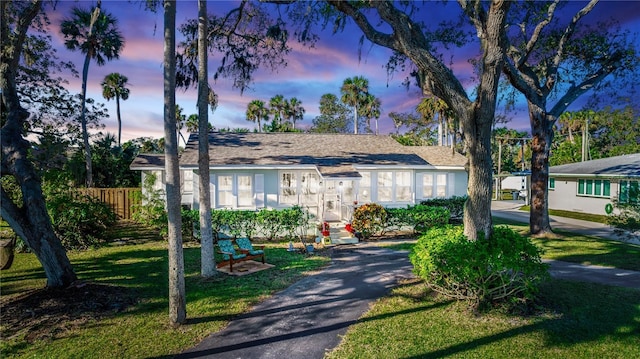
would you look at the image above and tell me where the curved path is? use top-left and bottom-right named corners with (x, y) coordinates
top-left (175, 245), bottom-right (414, 359)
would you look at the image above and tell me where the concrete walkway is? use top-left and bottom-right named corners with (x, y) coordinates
top-left (174, 202), bottom-right (640, 358)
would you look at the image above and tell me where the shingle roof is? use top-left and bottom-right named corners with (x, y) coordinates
top-left (549, 153), bottom-right (640, 178)
top-left (129, 153), bottom-right (165, 170)
top-left (177, 132), bottom-right (467, 174)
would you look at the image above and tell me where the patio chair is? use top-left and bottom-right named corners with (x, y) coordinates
top-left (216, 239), bottom-right (248, 272)
top-left (235, 237), bottom-right (265, 264)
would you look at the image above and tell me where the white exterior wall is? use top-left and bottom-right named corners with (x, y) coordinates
top-left (548, 177), bottom-right (618, 216)
top-left (188, 168), bottom-right (469, 213)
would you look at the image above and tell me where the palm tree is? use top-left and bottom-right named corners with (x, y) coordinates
top-left (287, 97), bottom-right (305, 130)
top-left (162, 0), bottom-right (186, 325)
top-left (197, 0), bottom-right (215, 278)
top-left (61, 3), bottom-right (124, 187)
top-left (361, 94), bottom-right (381, 135)
top-left (246, 99), bottom-right (269, 132)
top-left (269, 94), bottom-right (286, 130)
top-left (416, 97), bottom-right (449, 146)
top-left (101, 73), bottom-right (130, 146)
top-left (340, 76), bottom-right (368, 134)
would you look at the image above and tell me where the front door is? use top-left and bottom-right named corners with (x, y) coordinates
top-left (323, 180), bottom-right (341, 221)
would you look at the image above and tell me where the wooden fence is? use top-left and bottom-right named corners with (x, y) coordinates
top-left (78, 188), bottom-right (141, 220)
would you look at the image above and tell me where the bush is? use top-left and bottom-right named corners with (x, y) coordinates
top-left (607, 198), bottom-right (640, 238)
top-left (352, 203), bottom-right (387, 239)
top-left (420, 195), bottom-right (467, 220)
top-left (410, 205), bottom-right (450, 233)
top-left (410, 225), bottom-right (549, 311)
top-left (47, 192), bottom-right (117, 249)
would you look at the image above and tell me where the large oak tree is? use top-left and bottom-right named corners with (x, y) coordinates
top-left (314, 1), bottom-right (511, 239)
top-left (502, 0), bottom-right (638, 235)
top-left (1, 0), bottom-right (77, 287)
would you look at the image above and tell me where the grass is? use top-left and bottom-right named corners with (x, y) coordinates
top-left (2, 218), bottom-right (639, 358)
top-left (493, 217), bottom-right (640, 271)
top-left (326, 278), bottom-right (640, 359)
top-left (518, 205), bottom-right (609, 224)
top-left (0, 231), bottom-right (330, 358)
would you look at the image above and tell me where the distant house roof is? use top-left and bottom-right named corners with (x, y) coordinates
top-left (549, 153), bottom-right (640, 178)
top-left (130, 132), bottom-right (468, 175)
top-left (130, 153), bottom-right (165, 170)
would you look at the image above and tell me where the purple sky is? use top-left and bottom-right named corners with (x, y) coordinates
top-left (45, 1), bottom-right (640, 144)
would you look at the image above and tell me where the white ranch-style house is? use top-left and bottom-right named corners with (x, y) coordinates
top-left (130, 132), bottom-right (468, 222)
top-left (547, 153), bottom-right (640, 216)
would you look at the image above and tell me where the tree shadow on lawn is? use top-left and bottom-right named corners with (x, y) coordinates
top-left (405, 279), bottom-right (640, 359)
top-left (533, 232), bottom-right (640, 271)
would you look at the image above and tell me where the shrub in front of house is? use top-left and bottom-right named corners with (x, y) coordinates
top-left (409, 225), bottom-right (549, 311)
top-left (419, 195), bottom-right (467, 221)
top-left (385, 205), bottom-right (450, 234)
top-left (352, 203), bottom-right (387, 239)
top-left (410, 205), bottom-right (450, 233)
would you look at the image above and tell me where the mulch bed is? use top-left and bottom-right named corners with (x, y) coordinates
top-left (1, 282), bottom-right (138, 343)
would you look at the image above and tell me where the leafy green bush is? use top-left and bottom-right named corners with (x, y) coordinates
top-left (256, 209), bottom-right (284, 240)
top-left (410, 225), bottom-right (549, 311)
top-left (410, 205), bottom-right (450, 233)
top-left (47, 192), bottom-right (117, 249)
top-left (131, 172), bottom-right (167, 235)
top-left (384, 207), bottom-right (413, 234)
top-left (607, 198), bottom-right (640, 238)
top-left (180, 209), bottom-right (200, 241)
top-left (420, 195), bottom-right (467, 220)
top-left (352, 203), bottom-right (387, 239)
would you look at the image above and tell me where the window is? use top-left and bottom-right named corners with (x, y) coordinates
top-left (300, 172), bottom-right (320, 206)
top-left (377, 172), bottom-right (393, 202)
top-left (620, 180), bottom-right (639, 204)
top-left (237, 175), bottom-right (253, 207)
top-left (422, 174), bottom-right (434, 198)
top-left (280, 172), bottom-right (298, 204)
top-left (358, 172), bottom-right (371, 203)
top-left (279, 171), bottom-right (320, 205)
top-left (436, 174), bottom-right (447, 197)
top-left (396, 171), bottom-right (412, 201)
top-left (577, 178), bottom-right (610, 198)
top-left (217, 175), bottom-right (234, 207)
top-left (549, 178), bottom-right (555, 190)
top-left (216, 174), bottom-right (254, 208)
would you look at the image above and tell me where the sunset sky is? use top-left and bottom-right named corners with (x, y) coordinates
top-left (44, 1), bottom-right (640, 144)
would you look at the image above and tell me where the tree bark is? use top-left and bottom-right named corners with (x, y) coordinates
top-left (1, 0), bottom-right (77, 288)
top-left (198, 0), bottom-right (216, 277)
top-left (528, 103), bottom-right (553, 235)
top-left (80, 53), bottom-right (94, 187)
top-left (163, 0), bottom-right (186, 325)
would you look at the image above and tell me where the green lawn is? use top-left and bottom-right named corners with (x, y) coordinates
top-left (3, 219), bottom-right (640, 358)
top-left (0, 239), bottom-right (330, 358)
top-left (326, 278), bottom-right (640, 359)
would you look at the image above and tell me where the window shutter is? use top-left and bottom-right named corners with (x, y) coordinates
top-left (448, 173), bottom-right (455, 197)
top-left (416, 173), bottom-right (423, 200)
top-left (255, 174), bottom-right (265, 208)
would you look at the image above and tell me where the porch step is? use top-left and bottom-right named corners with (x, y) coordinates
top-left (327, 223), bottom-right (358, 245)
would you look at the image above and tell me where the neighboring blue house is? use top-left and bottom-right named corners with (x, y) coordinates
top-left (548, 153), bottom-right (640, 215)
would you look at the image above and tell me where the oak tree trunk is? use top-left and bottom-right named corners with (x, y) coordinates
top-left (1, 0), bottom-right (77, 288)
top-left (528, 103), bottom-right (553, 235)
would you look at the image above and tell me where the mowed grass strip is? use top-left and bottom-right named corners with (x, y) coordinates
top-left (493, 218), bottom-right (640, 271)
top-left (0, 238), bottom-right (330, 358)
top-left (326, 278), bottom-right (640, 359)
